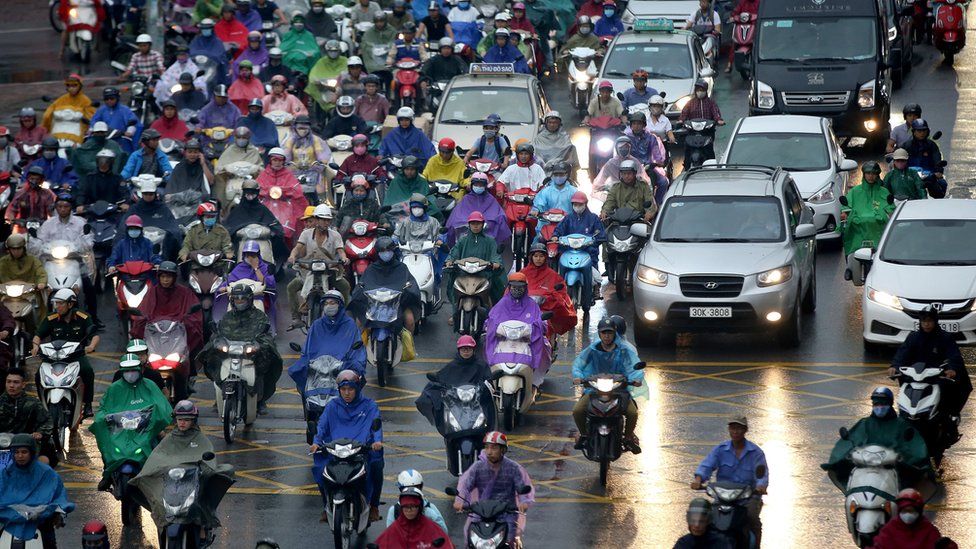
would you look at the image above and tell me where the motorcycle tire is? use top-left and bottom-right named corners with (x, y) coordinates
top-left (460, 450), bottom-right (475, 475)
top-left (80, 40), bottom-right (91, 64)
top-left (121, 482), bottom-right (140, 526)
top-left (48, 402), bottom-right (64, 454)
top-left (332, 504), bottom-right (348, 549)
top-left (222, 392), bottom-right (238, 444)
top-left (502, 393), bottom-right (516, 432)
top-left (944, 51), bottom-right (955, 66)
top-left (614, 261), bottom-right (629, 301)
top-left (599, 455), bottom-right (610, 487)
top-left (308, 299), bottom-right (322, 326)
top-left (163, 528), bottom-right (199, 549)
top-left (376, 339), bottom-right (389, 387)
top-left (49, 1), bottom-right (64, 33)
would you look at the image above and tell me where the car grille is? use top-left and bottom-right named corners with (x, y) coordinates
top-left (679, 276), bottom-right (744, 298)
top-left (781, 91), bottom-right (850, 107)
top-left (902, 298), bottom-right (973, 321)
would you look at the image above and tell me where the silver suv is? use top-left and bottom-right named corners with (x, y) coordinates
top-left (631, 165), bottom-right (818, 347)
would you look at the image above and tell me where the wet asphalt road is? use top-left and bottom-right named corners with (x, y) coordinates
top-left (3, 2), bottom-right (976, 548)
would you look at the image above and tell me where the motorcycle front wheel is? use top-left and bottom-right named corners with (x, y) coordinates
top-left (48, 401), bottom-right (65, 453)
top-left (49, 1), bottom-right (64, 32)
top-left (331, 503), bottom-right (351, 549)
top-left (222, 391), bottom-right (238, 444)
top-left (614, 261), bottom-right (630, 301)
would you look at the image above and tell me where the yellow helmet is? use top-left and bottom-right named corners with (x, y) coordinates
top-left (301, 205), bottom-right (316, 219)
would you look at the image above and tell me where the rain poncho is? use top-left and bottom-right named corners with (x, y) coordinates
top-left (394, 213), bottom-right (442, 245)
top-left (571, 333), bottom-right (644, 395)
top-left (288, 303), bottom-right (367, 399)
top-left (376, 512), bottom-right (454, 549)
top-left (197, 98), bottom-right (242, 130)
top-left (347, 257), bottom-right (423, 327)
top-left (23, 156), bottom-right (77, 188)
top-left (149, 115), bottom-right (190, 142)
top-left (519, 261), bottom-right (576, 335)
top-left (236, 111), bottom-right (280, 149)
top-left (130, 283), bottom-right (204, 352)
top-left (870, 514), bottom-right (942, 549)
top-left (593, 153), bottom-right (651, 193)
top-left (455, 455), bottom-right (535, 542)
top-left (129, 426), bottom-right (235, 530)
top-left (385, 173), bottom-right (441, 218)
top-left (257, 163), bottom-right (309, 240)
top-left (0, 458), bottom-right (75, 540)
top-left (532, 126), bottom-right (578, 168)
top-left (228, 76), bottom-right (267, 115)
top-left (527, 0), bottom-right (573, 41)
top-left (311, 384), bottom-right (383, 498)
top-left (89, 378), bottom-right (173, 474)
top-left (223, 197), bottom-right (287, 263)
top-left (482, 44), bottom-right (530, 74)
top-left (448, 5), bottom-right (481, 47)
top-left (89, 104), bottom-right (140, 152)
top-left (192, 0), bottom-right (222, 23)
top-left (215, 17), bottom-right (250, 54)
top-left (69, 134), bottom-right (127, 179)
top-left (359, 26), bottom-right (398, 73)
top-left (280, 28), bottom-right (322, 74)
top-left (821, 410), bottom-right (931, 489)
top-left (445, 193), bottom-right (510, 245)
top-left (842, 178), bottom-right (893, 256)
top-left (422, 152), bottom-right (469, 197)
top-left (379, 126), bottom-right (436, 164)
top-left (42, 86), bottom-right (96, 145)
top-left (116, 198), bottom-right (182, 260)
top-left (306, 7), bottom-right (338, 39)
top-left (416, 349), bottom-right (493, 427)
top-left (234, 39), bottom-right (270, 80)
top-left (307, 55), bottom-right (349, 110)
top-left (156, 58), bottom-right (209, 105)
top-left (446, 231), bottom-right (506, 303)
top-left (883, 168), bottom-right (927, 201)
top-left (189, 33), bottom-right (230, 87)
top-left (236, 7), bottom-right (262, 31)
top-left (485, 291), bottom-right (551, 386)
top-left (531, 181), bottom-right (575, 225)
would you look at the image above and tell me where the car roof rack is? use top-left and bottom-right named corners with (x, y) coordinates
top-left (678, 164), bottom-right (785, 195)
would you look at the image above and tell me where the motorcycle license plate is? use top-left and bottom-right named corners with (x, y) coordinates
top-left (913, 321), bottom-right (959, 332)
top-left (689, 306), bottom-right (732, 318)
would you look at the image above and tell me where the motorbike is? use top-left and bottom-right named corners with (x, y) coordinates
top-left (145, 319), bottom-right (191, 404)
top-left (501, 186), bottom-right (537, 272)
top-left (444, 485), bottom-right (532, 549)
top-left (0, 501), bottom-right (51, 549)
top-left (288, 159), bottom-right (325, 206)
top-left (426, 374), bottom-right (492, 476)
top-left (104, 407), bottom-right (157, 525)
top-left (37, 340), bottom-right (85, 455)
top-left (289, 340), bottom-right (363, 444)
top-left (260, 184), bottom-right (301, 247)
top-left (701, 481), bottom-right (757, 549)
top-left (557, 234), bottom-right (597, 314)
top-left (64, 0), bottom-right (100, 63)
top-left (234, 224), bottom-right (275, 267)
top-left (604, 207), bottom-right (650, 300)
top-left (344, 219), bottom-right (381, 287)
top-left (691, 21), bottom-right (720, 69)
top-left (675, 118), bottom-right (717, 170)
top-left (293, 257), bottom-right (342, 330)
top-left (391, 57), bottom-right (422, 111)
top-left (0, 282), bottom-right (39, 368)
top-left (8, 218), bottom-right (44, 239)
top-left (448, 257), bottom-right (494, 337)
top-left (111, 260), bottom-right (155, 338)
top-left (466, 158), bottom-right (501, 187)
top-left (833, 441), bottom-right (899, 548)
top-left (261, 20), bottom-right (278, 48)
top-left (264, 110), bottom-right (294, 149)
top-left (424, 78), bottom-right (450, 113)
top-left (363, 285), bottom-right (407, 387)
top-left (0, 176), bottom-right (13, 214)
top-left (577, 367), bottom-right (645, 486)
top-left (399, 240), bottom-right (439, 333)
top-left (586, 116), bottom-right (624, 180)
top-left (933, 0), bottom-right (966, 65)
top-left (429, 179), bottom-right (460, 219)
top-left (165, 190), bottom-right (204, 229)
top-left (212, 335), bottom-right (260, 444)
top-left (314, 438), bottom-right (373, 549)
top-left (183, 249), bottom-right (230, 334)
top-left (892, 361), bottom-right (956, 466)
top-left (38, 240), bottom-right (85, 300)
top-left (81, 200), bottom-right (121, 292)
top-left (489, 319), bottom-right (539, 432)
top-left (539, 209), bottom-right (566, 268)
top-left (202, 126), bottom-right (231, 167)
top-left (219, 161), bottom-right (261, 208)
top-left (731, 12), bottom-right (757, 79)
top-left (566, 47), bottom-right (598, 117)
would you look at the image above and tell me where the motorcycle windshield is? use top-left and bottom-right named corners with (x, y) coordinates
top-left (443, 384), bottom-right (488, 433)
top-left (306, 355), bottom-right (342, 410)
top-left (365, 289), bottom-right (402, 322)
top-left (494, 321), bottom-right (532, 359)
top-left (105, 407), bottom-right (155, 435)
top-left (145, 321), bottom-right (187, 362)
top-left (163, 466), bottom-right (201, 519)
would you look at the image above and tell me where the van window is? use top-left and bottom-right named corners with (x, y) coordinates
top-left (758, 17), bottom-right (878, 62)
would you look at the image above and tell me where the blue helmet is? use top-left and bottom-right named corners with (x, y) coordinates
top-left (871, 386), bottom-right (894, 404)
top-left (242, 240), bottom-right (261, 255)
top-left (910, 118), bottom-right (929, 131)
top-left (483, 114), bottom-right (501, 127)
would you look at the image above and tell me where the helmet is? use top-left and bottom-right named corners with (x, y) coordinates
top-left (325, 39), bottom-right (341, 53)
top-left (5, 234), bottom-right (26, 249)
top-left (871, 386), bottom-right (894, 404)
top-left (618, 159), bottom-right (638, 173)
top-left (467, 211), bottom-right (485, 223)
top-left (483, 114), bottom-right (501, 127)
top-left (336, 369), bottom-right (362, 387)
top-left (242, 178), bottom-right (260, 191)
top-left (184, 138), bottom-right (201, 151)
top-left (234, 126), bottom-right (252, 138)
top-left (27, 165), bottom-right (45, 177)
top-left (438, 37), bottom-right (454, 49)
top-left (373, 11), bottom-right (387, 22)
top-left (268, 147), bottom-right (286, 158)
top-left (398, 486), bottom-right (424, 506)
top-left (861, 161), bottom-right (882, 175)
top-left (141, 128), bottom-right (161, 141)
top-left (610, 314), bottom-right (627, 335)
top-left (495, 27), bottom-right (511, 37)
top-left (396, 106), bottom-right (415, 119)
top-left (895, 488), bottom-right (924, 511)
top-left (376, 235), bottom-right (396, 253)
top-left (456, 334), bottom-right (477, 348)
top-left (628, 112), bottom-right (647, 124)
top-left (56, 192), bottom-right (74, 205)
top-left (103, 87), bottom-right (120, 99)
top-left (911, 118), bottom-right (929, 131)
top-left (615, 135), bottom-right (632, 148)
top-left (126, 339), bottom-right (148, 353)
top-left (438, 137), bottom-right (456, 151)
top-left (483, 431), bottom-right (508, 447)
top-left (119, 353), bottom-right (141, 370)
top-left (544, 110), bottom-right (562, 123)
top-left (52, 288), bottom-right (76, 302)
top-left (470, 172), bottom-right (489, 185)
top-left (577, 15), bottom-right (591, 25)
top-left (322, 289), bottom-right (344, 306)
top-left (351, 133), bottom-right (369, 146)
top-left (631, 69), bottom-right (648, 80)
top-left (402, 21), bottom-right (418, 33)
top-left (694, 79), bottom-right (708, 91)
top-left (247, 97), bottom-right (263, 109)
top-left (8, 433), bottom-right (35, 452)
top-left (529, 242), bottom-right (546, 255)
top-left (313, 204), bottom-right (333, 219)
top-left (157, 261), bottom-right (178, 275)
top-left (515, 142), bottom-right (534, 155)
top-left (347, 56), bottom-right (364, 67)
top-left (902, 103), bottom-right (922, 116)
top-left (408, 193), bottom-right (428, 206)
top-left (197, 202), bottom-right (218, 216)
top-left (136, 33), bottom-right (152, 44)
top-left (19, 107), bottom-right (36, 118)
top-left (337, 95), bottom-right (355, 117)
top-left (571, 191), bottom-right (587, 204)
top-left (363, 74), bottom-right (381, 86)
top-left (198, 18), bottom-right (215, 28)
top-left (686, 498), bottom-right (711, 524)
top-left (242, 240), bottom-right (261, 255)
top-left (551, 160), bottom-right (570, 174)
top-left (95, 148), bottom-right (117, 161)
top-left (42, 136), bottom-right (59, 149)
top-left (229, 283), bottom-right (254, 302)
top-left (402, 155), bottom-right (421, 169)
top-left (81, 520), bottom-right (109, 548)
top-left (396, 469), bottom-right (424, 490)
top-left (173, 400), bottom-right (200, 419)
top-left (918, 305), bottom-right (940, 323)
top-left (598, 80), bottom-right (613, 90)
top-left (597, 316), bottom-right (617, 333)
top-left (270, 74), bottom-right (288, 85)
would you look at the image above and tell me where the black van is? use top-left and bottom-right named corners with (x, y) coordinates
top-left (749, 0), bottom-right (891, 150)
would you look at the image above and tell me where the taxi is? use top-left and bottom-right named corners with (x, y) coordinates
top-left (432, 63), bottom-right (551, 153)
top-left (597, 18), bottom-right (714, 120)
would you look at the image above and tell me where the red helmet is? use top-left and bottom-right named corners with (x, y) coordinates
top-left (483, 431), bottom-right (508, 446)
top-left (598, 80), bottom-right (613, 90)
top-left (438, 137), bottom-right (456, 151)
top-left (895, 488), bottom-right (924, 511)
top-left (125, 214), bottom-right (144, 228)
top-left (82, 520), bottom-right (109, 549)
top-left (571, 191), bottom-right (587, 204)
top-left (0, 126), bottom-right (9, 137)
top-left (196, 202), bottom-right (218, 216)
top-left (467, 211), bottom-right (485, 223)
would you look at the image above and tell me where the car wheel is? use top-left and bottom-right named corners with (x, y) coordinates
top-left (778, 301), bottom-right (802, 348)
top-left (862, 339), bottom-right (884, 356)
top-left (802, 263), bottom-right (817, 313)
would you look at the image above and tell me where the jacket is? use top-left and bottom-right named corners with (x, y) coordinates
top-left (0, 254), bottom-right (47, 285)
top-left (602, 180), bottom-right (657, 219)
top-left (179, 223), bottom-right (233, 259)
top-left (869, 514), bottom-right (941, 549)
top-left (76, 170), bottom-right (128, 207)
top-left (571, 334), bottom-right (643, 393)
top-left (883, 168), bottom-right (927, 200)
top-left (0, 393), bottom-right (53, 438)
top-left (108, 236), bottom-right (162, 267)
top-left (552, 210), bottom-right (606, 262)
top-left (121, 147), bottom-right (174, 180)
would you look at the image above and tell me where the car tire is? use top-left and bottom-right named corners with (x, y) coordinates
top-left (778, 301), bottom-right (802, 348)
top-left (802, 264), bottom-right (817, 313)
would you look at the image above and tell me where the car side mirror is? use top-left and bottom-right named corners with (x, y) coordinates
top-left (634, 361), bottom-right (646, 370)
top-left (444, 486), bottom-right (459, 496)
top-left (886, 194), bottom-right (895, 205)
top-left (202, 451), bottom-right (216, 461)
top-left (838, 195), bottom-right (849, 207)
top-left (517, 485), bottom-right (532, 495)
top-left (540, 311), bottom-right (553, 320)
top-left (702, 159), bottom-right (718, 166)
top-left (289, 342), bottom-right (302, 353)
top-left (793, 223), bottom-right (816, 240)
top-left (554, 283), bottom-right (564, 291)
top-left (839, 158), bottom-right (857, 172)
top-left (700, 67), bottom-right (715, 78)
top-left (630, 223), bottom-right (649, 238)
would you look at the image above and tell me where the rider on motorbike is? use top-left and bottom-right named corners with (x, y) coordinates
top-left (888, 103), bottom-right (922, 154)
top-left (482, 28), bottom-right (531, 73)
top-left (841, 160), bottom-right (893, 258)
top-left (167, 139), bottom-right (213, 197)
top-left (900, 118), bottom-right (947, 198)
top-left (108, 214), bottom-right (163, 270)
top-left (262, 74), bottom-right (308, 117)
top-left (119, 178), bottom-right (182, 259)
top-left (15, 107), bottom-right (48, 157)
top-left (337, 57), bottom-right (369, 100)
top-left (322, 96), bottom-right (368, 139)
top-left (520, 242), bottom-right (576, 333)
top-left (532, 111), bottom-right (579, 170)
top-left (76, 149), bottom-right (129, 212)
top-left (870, 488), bottom-right (944, 549)
top-left (593, 135), bottom-right (654, 196)
top-left (677, 79), bottom-right (725, 158)
top-left (593, 0), bottom-right (623, 37)
top-left (236, 99), bottom-right (280, 150)
top-left (530, 161), bottom-right (575, 226)
top-left (384, 470), bottom-right (448, 532)
top-left (0, 234), bottom-right (48, 322)
top-left (486, 273), bottom-right (552, 386)
top-left (572, 316), bottom-right (642, 451)
top-left (111, 349), bottom-right (166, 391)
top-left (69, 119), bottom-right (127, 178)
top-left (5, 166), bottom-right (57, 223)
top-left (557, 16), bottom-right (603, 71)
top-left (683, 0), bottom-right (722, 58)
top-left (462, 113), bottom-right (512, 168)
top-left (224, 240), bottom-right (277, 312)
top-left (551, 191), bottom-right (605, 306)
top-left (355, 75), bottom-right (392, 125)
top-left (347, 236), bottom-right (423, 333)
top-left (393, 194), bottom-right (444, 260)
top-left (674, 498), bottom-right (734, 549)
top-left (420, 144), bottom-right (465, 206)
top-left (0, 368), bottom-right (54, 465)
top-left (445, 212), bottom-right (507, 309)
top-left (377, 487), bottom-right (454, 548)
top-left (583, 80), bottom-right (626, 127)
top-left (42, 74), bottom-right (95, 146)
top-left (379, 107), bottom-right (437, 165)
top-left (257, 147), bottom-right (310, 241)
top-left (0, 433), bottom-right (74, 549)
top-left (390, 156), bottom-right (441, 217)
top-left (22, 137), bottom-right (77, 190)
top-left (179, 202), bottom-right (234, 261)
top-left (281, 114), bottom-right (332, 203)
top-left (883, 148), bottom-right (927, 201)
top-left (288, 289), bottom-right (367, 390)
top-left (421, 37), bottom-right (468, 85)
top-left (285, 205), bottom-right (351, 319)
top-left (621, 70), bottom-right (659, 110)
top-left (307, 39), bottom-right (347, 115)
top-left (444, 174), bottom-right (510, 245)
top-left (338, 134), bottom-right (387, 182)
top-left (34, 192), bottom-right (99, 325)
top-left (497, 143), bottom-right (546, 195)
top-left (600, 159), bottom-right (657, 223)
top-left (308, 369), bottom-right (385, 523)
top-left (416, 334), bottom-right (492, 430)
top-left (32, 289), bottom-right (99, 418)
top-left (624, 112), bottom-right (670, 198)
top-left (336, 176), bottom-right (389, 234)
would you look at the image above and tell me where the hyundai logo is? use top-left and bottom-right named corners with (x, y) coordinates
top-left (704, 282), bottom-right (719, 290)
top-left (807, 96), bottom-right (824, 103)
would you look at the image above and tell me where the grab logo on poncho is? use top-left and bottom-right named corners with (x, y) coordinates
top-left (129, 399), bottom-right (145, 405)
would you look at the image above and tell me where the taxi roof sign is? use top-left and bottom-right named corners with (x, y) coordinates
top-left (469, 63), bottom-right (515, 75)
top-left (633, 18), bottom-right (674, 32)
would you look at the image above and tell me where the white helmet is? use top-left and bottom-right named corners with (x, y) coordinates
top-left (396, 106), bottom-right (415, 119)
top-left (649, 95), bottom-right (665, 106)
top-left (136, 33), bottom-right (152, 44)
top-left (313, 204), bottom-right (333, 219)
top-left (268, 147), bottom-right (286, 158)
top-left (396, 469), bottom-right (424, 490)
top-left (96, 148), bottom-right (117, 159)
top-left (336, 96), bottom-right (355, 118)
top-left (52, 288), bottom-right (77, 303)
top-left (347, 56), bottom-right (364, 66)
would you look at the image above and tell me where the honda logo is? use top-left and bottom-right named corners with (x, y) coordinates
top-left (930, 302), bottom-right (944, 311)
top-left (704, 282), bottom-right (719, 290)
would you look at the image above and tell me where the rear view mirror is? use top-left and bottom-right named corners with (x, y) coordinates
top-left (839, 195), bottom-right (849, 207)
top-left (794, 223), bottom-right (816, 239)
top-left (83, 224), bottom-right (92, 235)
top-left (839, 427), bottom-right (849, 440)
top-left (932, 130), bottom-right (943, 141)
top-left (188, 303), bottom-right (202, 314)
top-left (371, 418), bottom-right (382, 431)
top-left (554, 283), bottom-right (564, 291)
top-left (202, 451), bottom-right (216, 461)
top-left (439, 226), bottom-right (449, 234)
top-left (444, 486), bottom-right (459, 496)
top-left (700, 67), bottom-right (716, 78)
top-left (433, 539), bottom-right (445, 548)
top-left (289, 342), bottom-right (302, 353)
top-left (853, 247), bottom-right (874, 263)
top-left (328, 162), bottom-right (341, 171)
top-left (540, 311), bottom-right (553, 320)
top-left (839, 158), bottom-right (857, 172)
top-left (616, 92), bottom-right (625, 101)
top-left (630, 223), bottom-right (649, 238)
top-left (127, 308), bottom-right (143, 316)
top-left (634, 361), bottom-right (646, 370)
top-left (517, 485), bottom-right (532, 495)
top-left (659, 91), bottom-right (667, 99)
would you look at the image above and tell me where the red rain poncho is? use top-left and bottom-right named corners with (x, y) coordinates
top-left (520, 261), bottom-right (576, 336)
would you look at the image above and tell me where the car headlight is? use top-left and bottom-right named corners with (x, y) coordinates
top-left (636, 265), bottom-right (668, 287)
top-left (668, 95), bottom-right (692, 114)
top-left (858, 80), bottom-right (876, 109)
top-left (807, 183), bottom-right (835, 204)
top-left (755, 80), bottom-right (775, 110)
top-left (757, 265), bottom-right (793, 287)
top-left (596, 138), bottom-right (614, 153)
top-left (867, 287), bottom-right (902, 310)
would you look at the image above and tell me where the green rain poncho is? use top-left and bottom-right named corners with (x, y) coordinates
top-left (89, 378), bottom-right (173, 475)
top-left (821, 412), bottom-right (931, 491)
top-left (280, 28), bottom-right (322, 75)
top-left (307, 55), bottom-right (348, 111)
top-left (841, 178), bottom-right (894, 256)
top-left (69, 136), bottom-right (126, 179)
top-left (447, 231), bottom-right (505, 303)
top-left (883, 168), bottom-right (927, 201)
top-left (384, 173), bottom-right (441, 218)
top-left (193, 0), bottom-right (223, 23)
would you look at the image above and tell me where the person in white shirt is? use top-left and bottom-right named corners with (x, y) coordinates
top-left (496, 142), bottom-right (546, 195)
top-left (684, 0), bottom-right (722, 57)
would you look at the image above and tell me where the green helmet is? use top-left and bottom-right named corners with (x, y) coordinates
top-left (126, 339), bottom-right (148, 353)
top-left (119, 353), bottom-right (142, 370)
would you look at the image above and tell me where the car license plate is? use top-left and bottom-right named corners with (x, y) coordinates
top-left (689, 307), bottom-right (732, 318)
top-left (913, 321), bottom-right (960, 332)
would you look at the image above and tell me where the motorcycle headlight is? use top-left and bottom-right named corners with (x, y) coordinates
top-left (636, 265), bottom-right (668, 287)
top-left (470, 531), bottom-right (505, 548)
top-left (5, 284), bottom-right (24, 298)
top-left (51, 246), bottom-right (70, 260)
top-left (270, 186), bottom-right (283, 199)
top-left (668, 95), bottom-right (692, 114)
top-left (867, 286), bottom-right (903, 310)
top-left (327, 78), bottom-right (338, 87)
top-left (754, 81), bottom-right (774, 110)
top-left (595, 378), bottom-right (615, 392)
top-left (596, 138), bottom-right (614, 154)
top-left (756, 265), bottom-right (792, 287)
top-left (807, 183), bottom-right (835, 204)
top-left (131, 81), bottom-right (145, 96)
top-left (858, 80), bottom-right (876, 109)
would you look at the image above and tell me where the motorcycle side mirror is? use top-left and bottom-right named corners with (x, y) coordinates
top-left (439, 226), bottom-right (449, 234)
top-left (755, 465), bottom-right (766, 478)
top-left (380, 205), bottom-right (392, 213)
top-left (634, 361), bottom-right (646, 370)
top-left (371, 418), bottom-right (382, 431)
top-left (616, 92), bottom-right (625, 101)
top-left (433, 539), bottom-right (446, 548)
top-left (289, 342), bottom-right (302, 353)
top-left (642, 200), bottom-right (654, 208)
top-left (127, 308), bottom-right (143, 316)
top-left (202, 451), bottom-right (216, 461)
top-left (188, 303), bottom-right (202, 314)
top-left (367, 545), bottom-right (379, 549)
top-left (196, 70), bottom-right (206, 77)
top-left (904, 428), bottom-right (915, 441)
top-left (886, 194), bottom-right (894, 205)
top-left (659, 91), bottom-right (666, 99)
top-left (41, 95), bottom-right (53, 103)
top-left (540, 311), bottom-right (553, 320)
top-left (838, 195), bottom-right (848, 207)
top-left (838, 427), bottom-right (849, 440)
top-left (328, 162), bottom-right (341, 171)
top-left (932, 130), bottom-right (943, 141)
top-left (517, 485), bottom-right (532, 495)
top-left (83, 224), bottom-right (92, 235)
top-left (426, 372), bottom-right (438, 382)
top-left (444, 486), bottom-right (459, 496)
top-left (351, 340), bottom-right (364, 350)
top-left (554, 283), bottom-right (564, 291)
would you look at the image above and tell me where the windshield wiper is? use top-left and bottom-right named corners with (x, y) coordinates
top-left (704, 238), bottom-right (755, 243)
top-left (604, 70), bottom-right (629, 77)
top-left (644, 71), bottom-right (679, 79)
top-left (659, 237), bottom-right (695, 242)
top-left (922, 260), bottom-right (976, 266)
top-left (799, 56), bottom-right (856, 63)
top-left (439, 118), bottom-right (477, 124)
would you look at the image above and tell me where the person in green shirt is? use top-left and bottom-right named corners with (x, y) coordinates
top-left (599, 159), bottom-right (656, 222)
top-left (0, 234), bottom-right (48, 322)
top-left (841, 160), bottom-right (893, 257)
top-left (178, 202), bottom-right (234, 261)
top-left (445, 212), bottom-right (506, 320)
top-left (280, 13), bottom-right (323, 74)
top-left (193, 0), bottom-right (224, 24)
top-left (883, 148), bottom-right (927, 201)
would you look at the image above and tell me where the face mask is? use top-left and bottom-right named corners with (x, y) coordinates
top-left (312, 5), bottom-right (324, 12)
top-left (248, 111), bottom-right (262, 119)
top-left (573, 204), bottom-right (586, 214)
top-left (203, 217), bottom-right (217, 228)
top-left (472, 185), bottom-right (486, 195)
top-left (353, 144), bottom-right (367, 155)
top-left (293, 23), bottom-right (306, 32)
top-left (552, 175), bottom-right (567, 186)
top-left (296, 127), bottom-right (310, 137)
top-left (459, 1), bottom-right (470, 8)
top-left (201, 28), bottom-right (213, 37)
top-left (243, 192), bottom-right (259, 202)
top-left (872, 405), bottom-right (891, 418)
top-left (603, 8), bottom-right (615, 17)
top-left (411, 206), bottom-right (425, 217)
top-left (378, 250), bottom-right (394, 262)
top-left (899, 511), bottom-right (919, 525)
top-left (127, 228), bottom-right (142, 239)
top-left (695, 91), bottom-right (707, 99)
top-left (483, 129), bottom-right (497, 138)
top-left (236, 138), bottom-right (249, 148)
top-left (43, 150), bottom-right (57, 160)
top-left (122, 371), bottom-right (141, 384)
top-left (353, 192), bottom-right (367, 201)
top-left (509, 285), bottom-right (526, 299)
top-left (580, 26), bottom-right (591, 35)
top-left (323, 303), bottom-right (340, 317)
top-left (327, 50), bottom-right (339, 59)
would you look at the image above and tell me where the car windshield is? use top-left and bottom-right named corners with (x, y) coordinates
top-left (726, 133), bottom-right (830, 171)
top-left (879, 219), bottom-right (976, 265)
top-left (656, 196), bottom-right (785, 242)
top-left (439, 86), bottom-right (534, 124)
top-left (758, 17), bottom-right (877, 62)
top-left (602, 43), bottom-right (693, 79)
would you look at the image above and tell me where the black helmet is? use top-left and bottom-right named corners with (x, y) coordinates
top-left (551, 160), bottom-right (570, 175)
top-left (402, 155), bottom-right (421, 169)
top-left (8, 433), bottom-right (35, 454)
top-left (294, 114), bottom-right (312, 126)
top-left (103, 87), bottom-right (121, 99)
top-left (911, 118), bottom-right (929, 131)
top-left (376, 236), bottom-right (396, 253)
top-left (363, 74), bottom-right (381, 86)
top-left (861, 161), bottom-right (882, 175)
top-left (157, 261), bottom-right (178, 275)
top-left (229, 283), bottom-right (255, 301)
top-left (628, 111), bottom-right (647, 124)
top-left (871, 386), bottom-right (894, 405)
top-left (694, 79), bottom-right (708, 91)
top-left (902, 103), bottom-right (922, 116)
top-left (42, 136), bottom-right (59, 149)
top-left (918, 305), bottom-right (940, 323)
top-left (597, 317), bottom-right (616, 333)
top-left (56, 192), bottom-right (74, 206)
top-left (529, 242), bottom-right (546, 255)
top-left (402, 21), bottom-right (417, 33)
top-left (515, 142), bottom-right (534, 155)
top-left (610, 314), bottom-right (627, 335)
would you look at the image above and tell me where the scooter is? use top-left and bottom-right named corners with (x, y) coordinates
top-left (344, 219), bottom-right (381, 287)
top-left (81, 200), bottom-right (120, 292)
top-left (392, 58), bottom-right (422, 111)
top-left (501, 185), bottom-right (537, 272)
top-left (111, 260), bottom-right (155, 339)
top-left (566, 47), bottom-right (598, 118)
top-left (234, 224), bottom-right (275, 267)
top-left (0, 497), bottom-right (54, 549)
top-left (363, 286), bottom-right (406, 387)
top-left (261, 184), bottom-right (301, 247)
top-left (731, 12), bottom-right (756, 79)
top-left (202, 126), bottom-right (231, 167)
top-left (37, 340), bottom-right (85, 456)
top-left (213, 335), bottom-right (260, 444)
top-left (701, 481), bottom-right (757, 549)
top-left (578, 365), bottom-right (645, 486)
top-left (539, 209), bottom-right (566, 268)
top-left (675, 118), bottom-right (717, 170)
top-left (219, 161), bottom-right (261, 208)
top-left (264, 110), bottom-right (294, 149)
top-left (288, 159), bottom-right (325, 206)
top-left (38, 240), bottom-right (84, 300)
top-left (447, 257), bottom-right (494, 337)
top-left (64, 0), bottom-right (101, 63)
top-left (293, 257), bottom-right (342, 330)
top-left (429, 179), bottom-right (460, 219)
top-left (104, 407), bottom-right (157, 525)
top-left (586, 116), bottom-right (624, 180)
top-left (426, 374), bottom-right (492, 476)
top-left (933, 0), bottom-right (966, 65)
top-left (466, 158), bottom-right (502, 187)
top-left (833, 441), bottom-right (899, 548)
top-left (145, 319), bottom-right (191, 404)
top-left (314, 438), bottom-right (374, 549)
top-left (143, 451), bottom-right (230, 549)
top-left (604, 207), bottom-right (650, 300)
top-left (444, 485), bottom-right (532, 549)
top-left (261, 19), bottom-right (278, 48)
top-left (289, 340), bottom-right (364, 444)
top-left (892, 360), bottom-right (956, 466)
top-left (183, 249), bottom-right (230, 335)
top-left (557, 234), bottom-right (597, 314)
top-left (400, 240), bottom-right (439, 333)
top-left (490, 319), bottom-right (539, 432)
top-left (0, 281), bottom-right (39, 368)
